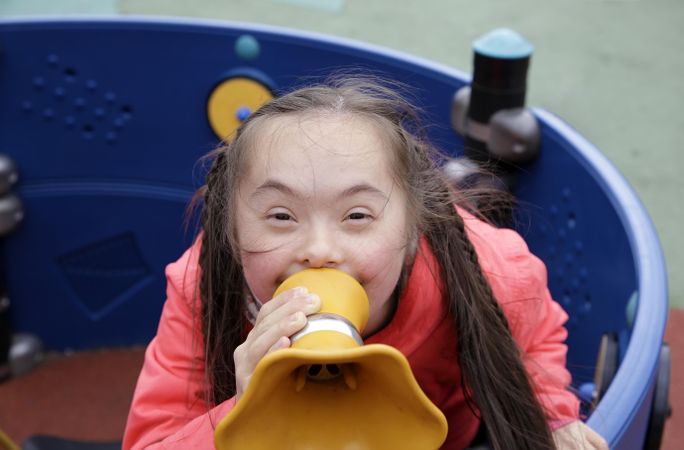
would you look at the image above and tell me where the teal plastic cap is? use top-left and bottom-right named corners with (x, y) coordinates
top-left (473, 28), bottom-right (534, 59)
top-left (235, 34), bottom-right (261, 61)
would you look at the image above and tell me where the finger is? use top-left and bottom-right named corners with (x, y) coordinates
top-left (586, 429), bottom-right (608, 450)
top-left (235, 311), bottom-right (302, 387)
top-left (236, 292), bottom-right (320, 387)
top-left (235, 334), bottom-right (291, 400)
top-left (250, 292), bottom-right (320, 341)
top-left (256, 287), bottom-right (308, 320)
top-left (247, 311), bottom-right (307, 362)
top-left (267, 336), bottom-right (291, 354)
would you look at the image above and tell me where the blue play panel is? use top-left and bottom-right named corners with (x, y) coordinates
top-left (0, 18), bottom-right (668, 449)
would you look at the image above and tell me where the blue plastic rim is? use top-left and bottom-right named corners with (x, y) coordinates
top-left (534, 109), bottom-right (669, 445)
top-left (0, 17), bottom-right (668, 449)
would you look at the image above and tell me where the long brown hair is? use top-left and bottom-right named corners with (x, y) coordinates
top-left (195, 76), bottom-right (555, 449)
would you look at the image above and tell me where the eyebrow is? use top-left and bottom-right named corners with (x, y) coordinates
top-left (253, 180), bottom-right (300, 199)
top-left (340, 183), bottom-right (388, 200)
top-left (252, 179), bottom-right (388, 201)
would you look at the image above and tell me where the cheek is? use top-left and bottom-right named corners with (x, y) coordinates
top-left (357, 245), bottom-right (406, 336)
top-left (235, 213), bottom-right (271, 253)
top-left (235, 206), bottom-right (291, 301)
top-left (352, 209), bottom-right (410, 294)
top-left (237, 218), bottom-right (295, 302)
top-left (354, 239), bottom-right (407, 305)
top-left (351, 213), bottom-right (411, 332)
top-left (240, 251), bottom-right (286, 302)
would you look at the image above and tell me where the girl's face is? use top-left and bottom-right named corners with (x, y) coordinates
top-left (235, 113), bottom-right (411, 336)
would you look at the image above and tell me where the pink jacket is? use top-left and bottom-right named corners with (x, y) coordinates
top-left (123, 212), bottom-right (579, 449)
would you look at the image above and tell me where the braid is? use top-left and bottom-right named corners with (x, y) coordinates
top-left (425, 192), bottom-right (555, 449)
top-left (397, 127), bottom-right (555, 448)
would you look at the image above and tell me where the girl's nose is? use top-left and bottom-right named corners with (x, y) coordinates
top-left (299, 226), bottom-right (342, 268)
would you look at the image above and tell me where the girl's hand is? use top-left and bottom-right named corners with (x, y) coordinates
top-left (233, 287), bottom-right (321, 400)
top-left (552, 421), bottom-right (608, 449)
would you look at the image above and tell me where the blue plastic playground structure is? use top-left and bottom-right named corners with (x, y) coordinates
top-left (0, 18), bottom-right (669, 449)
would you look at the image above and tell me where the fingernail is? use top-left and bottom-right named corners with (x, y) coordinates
top-left (270, 337), bottom-right (289, 353)
top-left (277, 337), bottom-right (291, 349)
top-left (293, 287), bottom-right (308, 296)
top-left (306, 294), bottom-right (319, 305)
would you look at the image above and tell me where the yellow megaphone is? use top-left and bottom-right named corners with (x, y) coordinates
top-left (214, 268), bottom-right (448, 450)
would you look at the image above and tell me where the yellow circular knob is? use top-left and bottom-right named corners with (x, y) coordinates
top-left (206, 77), bottom-right (273, 141)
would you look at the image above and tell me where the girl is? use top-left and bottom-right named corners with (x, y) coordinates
top-left (123, 77), bottom-right (607, 449)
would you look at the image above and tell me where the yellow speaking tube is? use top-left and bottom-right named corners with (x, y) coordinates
top-left (214, 269), bottom-right (448, 450)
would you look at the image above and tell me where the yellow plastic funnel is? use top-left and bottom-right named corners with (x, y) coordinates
top-left (214, 268), bottom-right (448, 450)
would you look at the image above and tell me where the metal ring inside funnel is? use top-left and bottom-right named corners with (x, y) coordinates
top-left (290, 313), bottom-right (363, 346)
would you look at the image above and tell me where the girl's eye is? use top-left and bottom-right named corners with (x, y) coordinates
top-left (348, 212), bottom-right (368, 220)
top-left (345, 211), bottom-right (373, 222)
top-left (266, 209), bottom-right (296, 225)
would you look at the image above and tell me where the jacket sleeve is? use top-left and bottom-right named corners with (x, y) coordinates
top-left (463, 214), bottom-right (580, 429)
top-left (122, 242), bottom-right (237, 449)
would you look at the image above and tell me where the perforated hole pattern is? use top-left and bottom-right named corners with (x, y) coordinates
top-left (537, 187), bottom-right (590, 330)
top-left (19, 53), bottom-right (134, 145)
